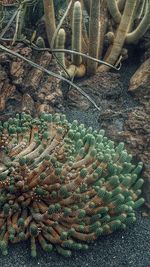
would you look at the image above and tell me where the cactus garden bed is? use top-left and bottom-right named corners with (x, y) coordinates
top-left (0, 43), bottom-right (150, 266)
top-left (0, 1), bottom-right (150, 266)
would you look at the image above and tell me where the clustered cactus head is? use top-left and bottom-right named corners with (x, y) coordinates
top-left (0, 113), bottom-right (144, 257)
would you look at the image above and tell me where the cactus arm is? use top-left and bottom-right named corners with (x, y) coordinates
top-left (128, 0), bottom-right (141, 33)
top-left (138, 0), bottom-right (147, 19)
top-left (106, 0), bottom-right (122, 24)
top-left (117, 0), bottom-right (126, 12)
top-left (43, 0), bottom-right (56, 46)
top-left (12, 2), bottom-right (27, 44)
top-left (98, 0), bottom-right (137, 72)
top-left (126, 0), bottom-right (150, 44)
top-left (72, 1), bottom-right (82, 66)
top-left (87, 0), bottom-right (100, 75)
top-left (56, 29), bottom-right (67, 70)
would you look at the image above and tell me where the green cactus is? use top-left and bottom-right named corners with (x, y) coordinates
top-left (99, 0), bottom-right (137, 72)
top-left (99, 0), bottom-right (150, 71)
top-left (43, 0), bottom-right (56, 46)
top-left (36, 37), bottom-right (46, 48)
top-left (126, 0), bottom-right (150, 44)
top-left (0, 113), bottom-right (144, 257)
top-left (117, 0), bottom-right (126, 12)
top-left (72, 1), bottom-right (82, 66)
top-left (106, 0), bottom-right (122, 24)
top-left (41, 0), bottom-right (150, 75)
top-left (87, 0), bottom-right (100, 75)
top-left (56, 28), bottom-right (67, 69)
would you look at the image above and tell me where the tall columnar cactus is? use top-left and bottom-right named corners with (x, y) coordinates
top-left (98, 0), bottom-right (108, 59)
top-left (55, 1), bottom-right (86, 78)
top-left (12, 1), bottom-right (28, 44)
top-left (56, 28), bottom-right (67, 69)
top-left (99, 0), bottom-right (150, 71)
top-left (106, 0), bottom-right (122, 24)
top-left (0, 113), bottom-right (144, 257)
top-left (43, 0), bottom-right (150, 75)
top-left (43, 0), bottom-right (56, 46)
top-left (87, 0), bottom-right (100, 75)
top-left (72, 1), bottom-right (82, 66)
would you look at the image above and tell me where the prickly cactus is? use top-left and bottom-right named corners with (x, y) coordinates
top-left (0, 113), bottom-right (144, 257)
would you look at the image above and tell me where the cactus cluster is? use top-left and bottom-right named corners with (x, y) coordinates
top-left (51, 0), bottom-right (150, 75)
top-left (0, 113), bottom-right (144, 257)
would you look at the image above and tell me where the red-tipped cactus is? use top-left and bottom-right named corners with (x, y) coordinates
top-left (0, 113), bottom-right (144, 257)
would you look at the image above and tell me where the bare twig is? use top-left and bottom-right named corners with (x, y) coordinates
top-left (0, 37), bottom-right (121, 70)
top-left (0, 9), bottom-right (18, 38)
top-left (12, 0), bottom-right (38, 44)
top-left (51, 49), bottom-right (121, 70)
top-left (0, 43), bottom-right (101, 111)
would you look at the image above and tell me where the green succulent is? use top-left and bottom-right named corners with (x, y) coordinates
top-left (0, 113), bottom-right (144, 257)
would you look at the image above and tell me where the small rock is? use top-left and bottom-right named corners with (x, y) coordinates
top-left (129, 58), bottom-right (150, 103)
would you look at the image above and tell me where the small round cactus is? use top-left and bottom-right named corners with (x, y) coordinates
top-left (0, 113), bottom-right (144, 257)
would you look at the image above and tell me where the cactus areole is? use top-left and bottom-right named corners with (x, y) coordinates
top-left (0, 113), bottom-right (144, 257)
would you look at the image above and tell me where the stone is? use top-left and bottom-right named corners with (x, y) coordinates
top-left (129, 58), bottom-right (150, 103)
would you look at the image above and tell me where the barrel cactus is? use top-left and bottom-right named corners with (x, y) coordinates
top-left (0, 113), bottom-right (144, 257)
